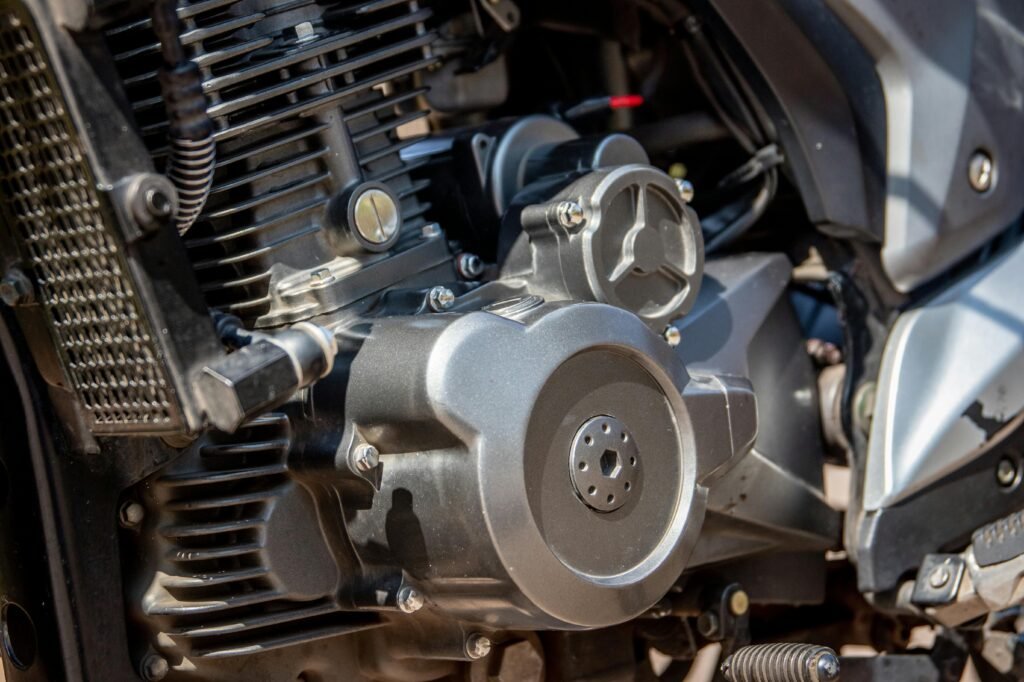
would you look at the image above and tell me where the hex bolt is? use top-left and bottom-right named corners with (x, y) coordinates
top-left (696, 611), bottom-right (720, 638)
top-left (465, 633), bottom-right (492, 660)
top-left (728, 589), bottom-right (750, 617)
top-left (119, 501), bottom-right (145, 528)
top-left (428, 286), bottom-right (455, 312)
top-left (675, 178), bottom-right (695, 204)
top-left (556, 200), bottom-right (585, 229)
top-left (968, 151), bottom-right (995, 193)
top-left (663, 324), bottom-right (681, 347)
top-left (140, 653), bottom-right (169, 681)
top-left (421, 223), bottom-right (443, 239)
top-left (397, 586), bottom-right (424, 614)
top-left (0, 268), bottom-right (34, 307)
top-left (997, 456), bottom-right (1018, 488)
top-left (353, 443), bottom-right (380, 472)
top-left (929, 564), bottom-right (951, 589)
top-left (456, 253), bottom-right (485, 280)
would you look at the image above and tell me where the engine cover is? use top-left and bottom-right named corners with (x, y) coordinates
top-left (340, 301), bottom-right (757, 629)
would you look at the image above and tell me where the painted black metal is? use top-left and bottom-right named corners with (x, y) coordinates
top-left (856, 416), bottom-right (1024, 593)
top-left (708, 0), bottom-right (886, 241)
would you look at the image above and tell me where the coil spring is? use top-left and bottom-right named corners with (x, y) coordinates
top-left (721, 643), bottom-right (840, 682)
top-left (168, 135), bottom-right (215, 234)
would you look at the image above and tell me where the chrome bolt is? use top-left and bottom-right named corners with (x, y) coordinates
top-left (119, 501), bottom-right (145, 528)
top-left (353, 443), bottom-right (380, 472)
top-left (0, 268), bottom-right (33, 307)
top-left (968, 151), bottom-right (995, 193)
top-left (428, 286), bottom-right (455, 312)
top-left (696, 611), bottom-right (719, 638)
top-left (352, 187), bottom-right (400, 245)
top-left (397, 586), bottom-right (424, 614)
top-left (421, 223), bottom-right (443, 239)
top-left (556, 201), bottom-right (585, 229)
top-left (465, 633), bottom-right (492, 660)
top-left (816, 652), bottom-right (841, 681)
top-left (663, 324), bottom-right (681, 347)
top-left (675, 178), bottom-right (695, 204)
top-left (929, 564), bottom-right (951, 589)
top-left (997, 457), bottom-right (1018, 487)
top-left (456, 253), bottom-right (485, 280)
top-left (140, 654), bottom-right (169, 681)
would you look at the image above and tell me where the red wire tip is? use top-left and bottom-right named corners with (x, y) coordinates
top-left (608, 94), bottom-right (645, 110)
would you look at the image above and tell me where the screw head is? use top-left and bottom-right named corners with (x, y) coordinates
top-left (728, 589), bottom-right (749, 616)
top-left (928, 564), bottom-right (951, 589)
top-left (663, 324), bottom-right (681, 347)
top-left (696, 611), bottom-right (719, 638)
top-left (465, 633), bottom-right (492, 660)
top-left (352, 188), bottom-right (400, 245)
top-left (0, 269), bottom-right (33, 307)
top-left (421, 223), bottom-right (443, 239)
top-left (816, 652), bottom-right (841, 681)
top-left (675, 178), bottom-right (695, 204)
top-left (397, 586), bottom-right (424, 614)
top-left (353, 444), bottom-right (380, 472)
top-left (428, 286), bottom-right (455, 312)
top-left (968, 151), bottom-right (995, 193)
top-left (140, 654), bottom-right (169, 681)
top-left (556, 201), bottom-right (585, 229)
top-left (997, 457), bottom-right (1018, 487)
top-left (119, 501), bottom-right (145, 528)
top-left (456, 253), bottom-right (484, 280)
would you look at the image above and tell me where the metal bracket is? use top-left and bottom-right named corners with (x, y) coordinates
top-left (911, 554), bottom-right (965, 606)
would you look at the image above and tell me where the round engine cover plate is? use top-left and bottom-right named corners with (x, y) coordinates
top-left (568, 415), bottom-right (640, 513)
top-left (342, 302), bottom-right (749, 629)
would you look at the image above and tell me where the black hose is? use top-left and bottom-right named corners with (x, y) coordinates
top-left (152, 0), bottom-right (215, 234)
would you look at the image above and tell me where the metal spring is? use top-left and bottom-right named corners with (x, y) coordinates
top-left (721, 643), bottom-right (840, 682)
top-left (168, 134), bottom-right (215, 234)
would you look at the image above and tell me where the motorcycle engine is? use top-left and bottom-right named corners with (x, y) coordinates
top-left (0, 0), bottom-right (813, 677)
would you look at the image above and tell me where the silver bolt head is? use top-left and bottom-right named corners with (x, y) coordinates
top-left (457, 253), bottom-right (484, 279)
top-left (997, 457), bottom-right (1017, 487)
top-left (421, 223), bottom-right (443, 239)
top-left (141, 654), bottom-right (169, 681)
top-left (968, 151), bottom-right (995, 193)
top-left (397, 586), bottom-right (424, 614)
top-left (675, 178), bottom-right (695, 203)
top-left (816, 652), bottom-right (841, 681)
top-left (0, 269), bottom-right (33, 307)
top-left (929, 564), bottom-right (951, 589)
top-left (119, 501), bottom-right (145, 528)
top-left (465, 633), bottom-right (492, 660)
top-left (556, 200), bottom-right (585, 229)
top-left (428, 286), bottom-right (456, 312)
top-left (353, 443), bottom-right (380, 472)
top-left (663, 324), bottom-right (682, 347)
top-left (353, 188), bottom-right (400, 245)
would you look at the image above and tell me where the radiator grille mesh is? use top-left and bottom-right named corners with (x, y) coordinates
top-left (0, 6), bottom-right (179, 430)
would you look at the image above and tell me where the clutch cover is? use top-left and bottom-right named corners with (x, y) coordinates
top-left (341, 302), bottom-right (756, 629)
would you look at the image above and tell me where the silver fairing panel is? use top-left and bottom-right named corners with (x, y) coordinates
top-left (827, 0), bottom-right (1024, 292)
top-left (864, 239), bottom-right (1024, 511)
